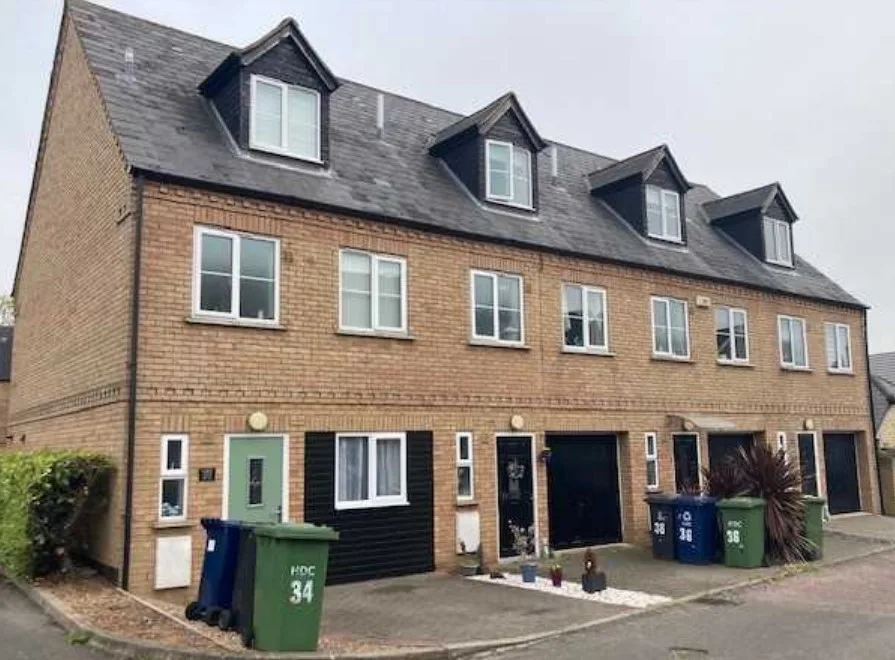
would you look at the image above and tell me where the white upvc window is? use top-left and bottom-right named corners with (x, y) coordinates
top-left (456, 432), bottom-right (474, 500)
top-left (562, 284), bottom-right (609, 351)
top-left (651, 296), bottom-right (690, 359)
top-left (778, 315), bottom-right (809, 369)
top-left (645, 432), bottom-right (659, 490)
top-left (485, 140), bottom-right (532, 208)
top-left (250, 74), bottom-right (321, 162)
top-left (825, 322), bottom-right (853, 373)
top-left (763, 217), bottom-right (793, 267)
top-left (645, 186), bottom-right (682, 242)
top-left (193, 226), bottom-right (280, 323)
top-left (335, 432), bottom-right (408, 510)
top-left (159, 434), bottom-right (188, 521)
top-left (339, 250), bottom-right (407, 333)
top-left (471, 270), bottom-right (524, 344)
top-left (776, 431), bottom-right (788, 462)
top-left (715, 306), bottom-right (749, 363)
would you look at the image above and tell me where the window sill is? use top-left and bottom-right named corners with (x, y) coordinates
top-left (651, 354), bottom-right (693, 364)
top-left (562, 347), bottom-right (615, 357)
top-left (717, 360), bottom-right (754, 369)
top-left (456, 499), bottom-right (478, 508)
top-left (781, 365), bottom-right (813, 373)
top-left (645, 486), bottom-right (661, 494)
top-left (468, 338), bottom-right (530, 350)
top-left (828, 369), bottom-right (855, 376)
top-left (336, 328), bottom-right (414, 341)
top-left (153, 520), bottom-right (194, 530)
top-left (186, 316), bottom-right (286, 331)
top-left (335, 499), bottom-right (410, 511)
top-left (646, 234), bottom-right (685, 245)
top-left (248, 141), bottom-right (324, 166)
top-left (484, 198), bottom-right (536, 212)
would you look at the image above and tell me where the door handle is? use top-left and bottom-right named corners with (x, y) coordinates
top-left (272, 505), bottom-right (282, 522)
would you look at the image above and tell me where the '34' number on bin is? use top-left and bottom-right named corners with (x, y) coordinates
top-left (290, 580), bottom-right (314, 604)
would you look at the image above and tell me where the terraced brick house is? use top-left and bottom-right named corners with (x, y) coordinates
top-left (0, 327), bottom-right (11, 439)
top-left (6, 0), bottom-right (878, 597)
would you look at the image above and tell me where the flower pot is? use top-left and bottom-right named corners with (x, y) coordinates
top-left (520, 562), bottom-right (538, 583)
top-left (550, 569), bottom-right (563, 587)
top-left (581, 570), bottom-right (607, 593)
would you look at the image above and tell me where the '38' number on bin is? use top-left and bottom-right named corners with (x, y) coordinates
top-left (678, 527), bottom-right (693, 543)
top-left (290, 580), bottom-right (314, 604)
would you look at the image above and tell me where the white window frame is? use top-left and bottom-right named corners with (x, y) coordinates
top-left (776, 431), bottom-right (788, 463)
top-left (645, 185), bottom-right (682, 242)
top-left (651, 296), bottom-right (690, 359)
top-left (715, 306), bottom-right (750, 363)
top-left (470, 270), bottom-right (525, 345)
top-left (645, 432), bottom-right (659, 491)
top-left (192, 226), bottom-right (280, 324)
top-left (159, 434), bottom-right (189, 521)
top-left (764, 217), bottom-right (793, 267)
top-left (249, 74), bottom-right (322, 162)
top-left (485, 139), bottom-right (533, 209)
top-left (778, 315), bottom-right (809, 369)
top-left (456, 432), bottom-right (474, 501)
top-left (338, 249), bottom-right (408, 334)
top-left (562, 283), bottom-right (609, 352)
top-left (334, 432), bottom-right (408, 510)
top-left (825, 322), bottom-right (853, 373)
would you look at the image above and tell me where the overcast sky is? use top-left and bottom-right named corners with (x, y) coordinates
top-left (2, 1), bottom-right (894, 350)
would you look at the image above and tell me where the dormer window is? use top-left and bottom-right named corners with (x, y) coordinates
top-left (645, 186), bottom-right (682, 242)
top-left (763, 217), bottom-right (792, 266)
top-left (250, 75), bottom-right (321, 162)
top-left (486, 140), bottom-right (532, 208)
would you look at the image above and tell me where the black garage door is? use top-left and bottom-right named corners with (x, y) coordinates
top-left (823, 433), bottom-right (861, 514)
top-left (546, 434), bottom-right (622, 549)
top-left (304, 431), bottom-right (434, 584)
top-left (708, 434), bottom-right (754, 472)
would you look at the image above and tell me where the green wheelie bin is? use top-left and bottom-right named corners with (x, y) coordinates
top-left (717, 498), bottom-right (765, 568)
top-left (802, 496), bottom-right (826, 560)
top-left (250, 523), bottom-right (339, 652)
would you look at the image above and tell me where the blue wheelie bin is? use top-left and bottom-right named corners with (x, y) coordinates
top-left (185, 518), bottom-right (242, 626)
top-left (674, 495), bottom-right (718, 564)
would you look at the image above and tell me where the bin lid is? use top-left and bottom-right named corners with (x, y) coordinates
top-left (717, 497), bottom-right (765, 509)
top-left (675, 495), bottom-right (717, 506)
top-left (802, 495), bottom-right (827, 505)
top-left (644, 493), bottom-right (679, 504)
top-left (254, 523), bottom-right (340, 541)
top-left (201, 517), bottom-right (242, 529)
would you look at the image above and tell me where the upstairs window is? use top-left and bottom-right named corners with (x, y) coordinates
top-left (764, 217), bottom-right (793, 267)
top-left (645, 186), bottom-right (682, 242)
top-left (778, 315), bottom-right (808, 369)
top-left (250, 75), bottom-right (321, 162)
top-left (471, 270), bottom-right (523, 344)
top-left (486, 140), bottom-right (532, 208)
top-left (651, 296), bottom-right (689, 359)
top-left (562, 284), bottom-right (608, 351)
top-left (339, 250), bottom-right (407, 333)
top-left (825, 322), bottom-right (852, 372)
top-left (715, 306), bottom-right (749, 363)
top-left (194, 227), bottom-right (279, 323)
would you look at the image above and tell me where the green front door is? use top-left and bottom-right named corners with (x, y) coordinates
top-left (228, 435), bottom-right (285, 523)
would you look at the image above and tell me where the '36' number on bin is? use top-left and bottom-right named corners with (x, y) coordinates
top-left (290, 580), bottom-right (314, 604)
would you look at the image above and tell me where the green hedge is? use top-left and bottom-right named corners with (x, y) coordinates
top-left (0, 451), bottom-right (112, 579)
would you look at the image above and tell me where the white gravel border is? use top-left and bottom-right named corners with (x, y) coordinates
top-left (468, 574), bottom-right (671, 608)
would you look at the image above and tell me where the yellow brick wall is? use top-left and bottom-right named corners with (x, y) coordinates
top-left (126, 182), bottom-right (875, 597)
top-left (0, 382), bottom-right (9, 439)
top-left (4, 18), bottom-right (132, 575)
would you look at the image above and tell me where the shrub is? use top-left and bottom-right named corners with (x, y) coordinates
top-left (0, 451), bottom-right (112, 579)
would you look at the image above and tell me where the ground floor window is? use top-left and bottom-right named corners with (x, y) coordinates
top-left (160, 434), bottom-right (188, 520)
top-left (335, 432), bottom-right (408, 509)
top-left (645, 432), bottom-right (659, 490)
top-left (456, 432), bottom-right (474, 500)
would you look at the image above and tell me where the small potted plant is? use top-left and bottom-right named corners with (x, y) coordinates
top-left (509, 523), bottom-right (538, 583)
top-left (581, 547), bottom-right (607, 593)
top-left (549, 562), bottom-right (563, 587)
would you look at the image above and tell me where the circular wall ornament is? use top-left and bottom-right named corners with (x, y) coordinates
top-left (510, 414), bottom-right (525, 431)
top-left (247, 411), bottom-right (269, 432)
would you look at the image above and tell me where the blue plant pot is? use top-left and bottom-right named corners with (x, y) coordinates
top-left (520, 563), bottom-right (538, 583)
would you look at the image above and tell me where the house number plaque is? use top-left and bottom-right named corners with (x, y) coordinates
top-left (198, 467), bottom-right (216, 482)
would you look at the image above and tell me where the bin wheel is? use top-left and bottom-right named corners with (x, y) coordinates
top-left (204, 606), bottom-right (221, 626)
top-left (241, 627), bottom-right (254, 649)
top-left (217, 609), bottom-right (233, 631)
top-left (185, 602), bottom-right (202, 621)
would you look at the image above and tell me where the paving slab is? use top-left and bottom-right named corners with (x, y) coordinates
top-left (826, 513), bottom-right (895, 542)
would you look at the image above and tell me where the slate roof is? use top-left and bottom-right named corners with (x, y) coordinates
top-left (870, 352), bottom-right (895, 429)
top-left (703, 182), bottom-right (798, 222)
top-left (64, 0), bottom-right (863, 308)
top-left (0, 327), bottom-right (12, 382)
top-left (585, 144), bottom-right (688, 193)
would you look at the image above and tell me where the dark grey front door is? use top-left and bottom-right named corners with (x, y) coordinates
top-left (674, 434), bottom-right (700, 492)
top-left (823, 433), bottom-right (861, 514)
top-left (708, 433), bottom-right (754, 472)
top-left (497, 436), bottom-right (534, 558)
top-left (798, 432), bottom-right (820, 496)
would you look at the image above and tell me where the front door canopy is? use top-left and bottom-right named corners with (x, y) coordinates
top-left (670, 414), bottom-right (746, 433)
